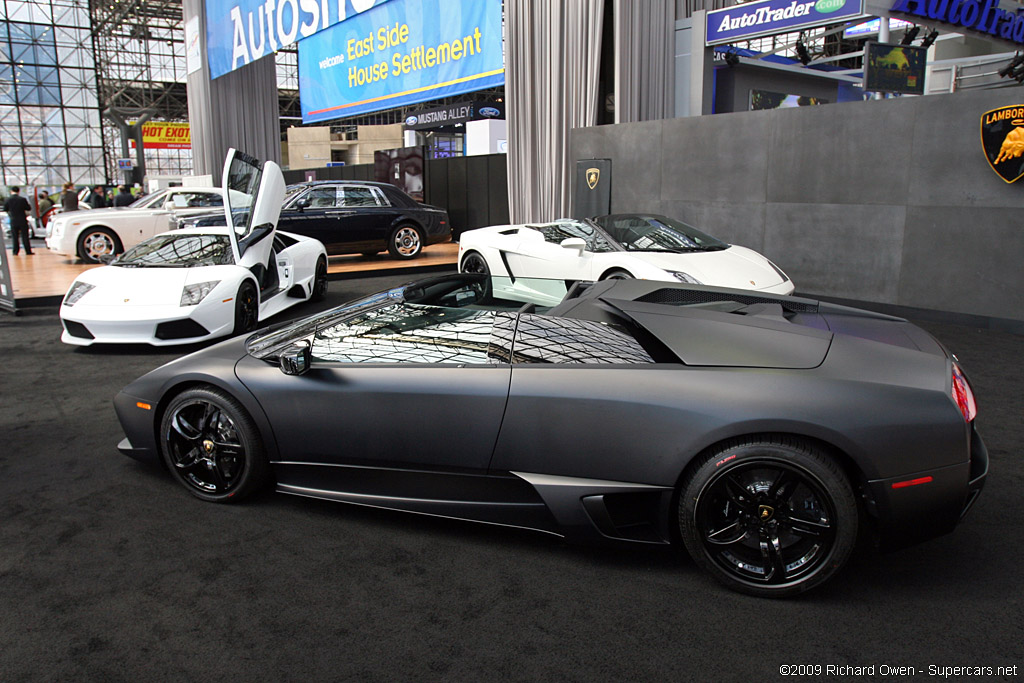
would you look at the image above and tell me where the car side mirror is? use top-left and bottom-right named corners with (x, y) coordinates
top-left (296, 198), bottom-right (310, 211)
top-left (279, 342), bottom-right (311, 376)
top-left (560, 237), bottom-right (587, 256)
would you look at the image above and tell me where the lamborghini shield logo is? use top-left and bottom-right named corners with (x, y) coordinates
top-left (981, 105), bottom-right (1024, 183)
top-left (586, 167), bottom-right (600, 190)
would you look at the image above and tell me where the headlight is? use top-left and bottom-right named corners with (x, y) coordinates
top-left (180, 281), bottom-right (220, 306)
top-left (669, 271), bottom-right (702, 284)
top-left (51, 219), bottom-right (64, 237)
top-left (64, 281), bottom-right (94, 306)
top-left (766, 258), bottom-right (790, 283)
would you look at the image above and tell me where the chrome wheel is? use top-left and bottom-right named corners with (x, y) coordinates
top-left (389, 225), bottom-right (423, 259)
top-left (160, 387), bottom-right (268, 502)
top-left (77, 228), bottom-right (118, 262)
top-left (678, 440), bottom-right (857, 597)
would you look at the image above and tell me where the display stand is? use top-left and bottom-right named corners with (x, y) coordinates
top-left (0, 230), bottom-right (17, 314)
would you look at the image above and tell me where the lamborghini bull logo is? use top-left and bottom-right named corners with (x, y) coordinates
top-left (981, 106), bottom-right (1024, 183)
top-left (586, 168), bottom-right (600, 190)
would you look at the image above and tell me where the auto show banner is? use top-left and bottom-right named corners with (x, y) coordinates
top-left (206, 0), bottom-right (393, 79)
top-left (706, 0), bottom-right (865, 45)
top-left (128, 122), bottom-right (192, 150)
top-left (298, 0), bottom-right (504, 123)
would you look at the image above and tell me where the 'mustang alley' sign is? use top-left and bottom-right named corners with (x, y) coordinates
top-left (890, 0), bottom-right (1024, 45)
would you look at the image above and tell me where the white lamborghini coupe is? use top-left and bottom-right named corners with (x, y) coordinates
top-left (59, 150), bottom-right (328, 346)
top-left (458, 215), bottom-right (794, 305)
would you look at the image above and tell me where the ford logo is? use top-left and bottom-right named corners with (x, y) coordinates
top-left (479, 107), bottom-right (501, 118)
top-left (405, 115), bottom-right (418, 126)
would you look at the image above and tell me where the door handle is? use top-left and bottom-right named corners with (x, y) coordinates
top-left (325, 211), bottom-right (354, 216)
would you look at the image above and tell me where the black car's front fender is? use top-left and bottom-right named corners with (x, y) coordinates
top-left (114, 335), bottom-right (280, 465)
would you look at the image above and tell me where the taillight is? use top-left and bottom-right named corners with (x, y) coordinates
top-left (951, 362), bottom-right (977, 422)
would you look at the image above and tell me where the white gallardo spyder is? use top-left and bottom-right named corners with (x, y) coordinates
top-left (458, 215), bottom-right (794, 305)
top-left (59, 150), bottom-right (329, 346)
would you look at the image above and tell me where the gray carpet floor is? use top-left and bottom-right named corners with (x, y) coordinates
top-left (1, 275), bottom-right (1021, 681)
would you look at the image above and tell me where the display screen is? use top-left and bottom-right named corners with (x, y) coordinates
top-left (863, 42), bottom-right (926, 95)
top-left (749, 89), bottom-right (828, 110)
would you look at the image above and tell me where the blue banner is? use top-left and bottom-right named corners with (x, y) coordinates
top-left (706, 0), bottom-right (865, 46)
top-left (298, 0), bottom-right (504, 124)
top-left (205, 0), bottom-right (393, 80)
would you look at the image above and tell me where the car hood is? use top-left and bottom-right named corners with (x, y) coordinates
top-left (66, 207), bottom-right (132, 220)
top-left (631, 246), bottom-right (786, 290)
top-left (70, 264), bottom-right (229, 306)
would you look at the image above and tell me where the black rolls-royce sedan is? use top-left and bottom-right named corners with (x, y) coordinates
top-left (179, 180), bottom-right (450, 259)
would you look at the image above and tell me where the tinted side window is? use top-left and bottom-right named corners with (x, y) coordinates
top-left (307, 187), bottom-right (339, 208)
top-left (341, 186), bottom-right (379, 207)
top-left (510, 314), bottom-right (654, 364)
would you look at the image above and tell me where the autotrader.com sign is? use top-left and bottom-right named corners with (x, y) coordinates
top-left (890, 0), bottom-right (1024, 45)
top-left (706, 0), bottom-right (865, 45)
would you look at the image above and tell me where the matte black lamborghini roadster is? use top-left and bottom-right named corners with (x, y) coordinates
top-left (114, 273), bottom-right (987, 597)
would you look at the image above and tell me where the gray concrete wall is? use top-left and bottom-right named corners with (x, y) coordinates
top-left (570, 87), bottom-right (1024, 324)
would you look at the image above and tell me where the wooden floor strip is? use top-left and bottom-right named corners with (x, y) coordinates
top-left (6, 242), bottom-right (459, 300)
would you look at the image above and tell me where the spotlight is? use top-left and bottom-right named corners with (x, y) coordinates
top-left (998, 53), bottom-right (1024, 79)
top-left (724, 49), bottom-right (740, 67)
top-left (901, 26), bottom-right (921, 45)
top-left (795, 40), bottom-right (811, 65)
top-left (920, 30), bottom-right (939, 48)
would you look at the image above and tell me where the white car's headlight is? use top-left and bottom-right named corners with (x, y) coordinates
top-left (766, 258), bottom-right (790, 283)
top-left (64, 281), bottom-right (94, 306)
top-left (669, 271), bottom-right (702, 284)
top-left (50, 219), bottom-right (65, 237)
top-left (180, 281), bottom-right (220, 306)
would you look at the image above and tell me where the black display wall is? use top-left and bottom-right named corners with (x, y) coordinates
top-left (284, 153), bottom-right (510, 238)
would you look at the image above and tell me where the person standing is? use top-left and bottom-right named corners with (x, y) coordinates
top-left (4, 186), bottom-right (33, 255)
top-left (61, 182), bottom-right (79, 212)
top-left (113, 184), bottom-right (134, 207)
top-left (37, 190), bottom-right (54, 226)
top-left (89, 185), bottom-right (107, 209)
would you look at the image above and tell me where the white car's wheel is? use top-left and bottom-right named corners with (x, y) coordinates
top-left (310, 257), bottom-right (328, 302)
top-left (600, 268), bottom-right (633, 280)
top-left (460, 251), bottom-right (489, 275)
top-left (77, 227), bottom-right (120, 263)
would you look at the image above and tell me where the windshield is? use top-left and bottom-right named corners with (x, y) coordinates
top-left (127, 190), bottom-right (168, 210)
top-left (283, 184), bottom-right (307, 208)
top-left (114, 233), bottom-right (234, 267)
top-left (593, 215), bottom-right (729, 253)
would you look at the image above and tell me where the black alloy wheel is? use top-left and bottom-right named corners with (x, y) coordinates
top-left (678, 438), bottom-right (857, 597)
top-left (601, 268), bottom-right (633, 280)
top-left (76, 227), bottom-right (120, 263)
top-left (460, 251), bottom-right (489, 275)
top-left (310, 256), bottom-right (328, 302)
top-left (233, 281), bottom-right (259, 335)
top-left (159, 387), bottom-right (269, 502)
top-left (388, 225), bottom-right (423, 259)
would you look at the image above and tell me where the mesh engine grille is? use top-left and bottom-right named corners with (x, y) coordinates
top-left (634, 288), bottom-right (818, 313)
